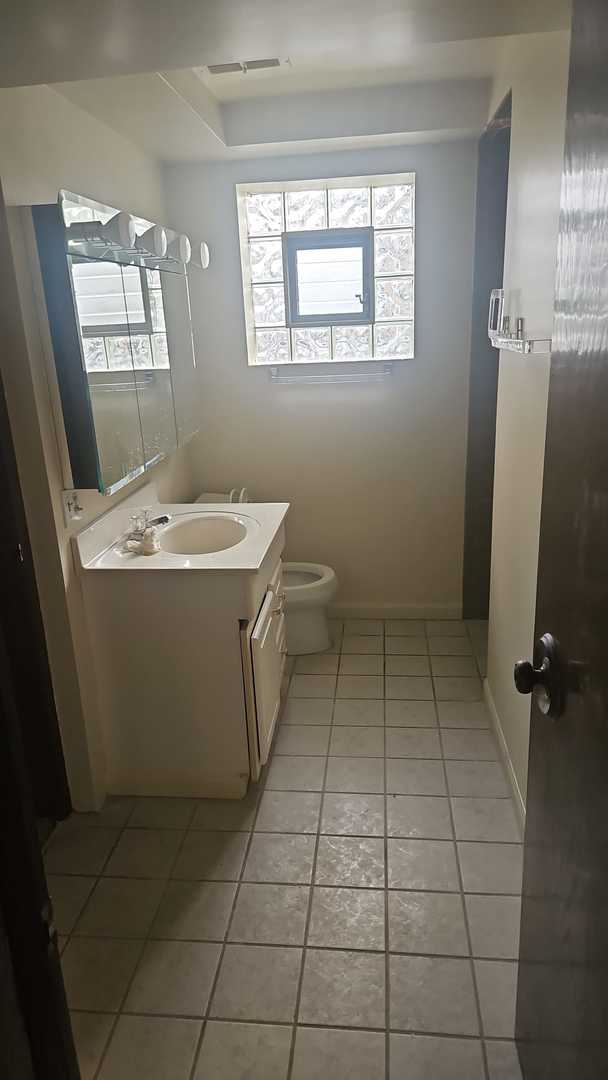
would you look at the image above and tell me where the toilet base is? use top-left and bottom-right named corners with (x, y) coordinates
top-left (286, 607), bottom-right (331, 655)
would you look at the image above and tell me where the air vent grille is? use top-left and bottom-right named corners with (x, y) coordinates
top-left (208, 62), bottom-right (244, 75)
top-left (243, 58), bottom-right (281, 71)
top-left (207, 58), bottom-right (283, 75)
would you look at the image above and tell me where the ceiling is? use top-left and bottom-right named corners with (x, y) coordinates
top-left (1, 0), bottom-right (570, 89)
top-left (2, 0), bottom-right (571, 165)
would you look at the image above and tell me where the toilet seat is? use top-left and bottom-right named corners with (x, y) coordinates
top-left (283, 562), bottom-right (337, 606)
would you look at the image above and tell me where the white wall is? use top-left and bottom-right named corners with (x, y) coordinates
top-left (0, 84), bottom-right (164, 217)
top-left (165, 141), bottom-right (477, 615)
top-left (0, 85), bottom-right (198, 808)
top-left (486, 31), bottom-right (570, 810)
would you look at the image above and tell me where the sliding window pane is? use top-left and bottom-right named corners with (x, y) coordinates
top-left (296, 246), bottom-right (364, 316)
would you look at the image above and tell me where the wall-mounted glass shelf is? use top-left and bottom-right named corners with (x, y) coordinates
top-left (489, 332), bottom-right (552, 355)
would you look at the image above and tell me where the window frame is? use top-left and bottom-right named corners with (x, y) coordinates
top-left (283, 226), bottom-right (374, 328)
top-left (236, 172), bottom-right (415, 366)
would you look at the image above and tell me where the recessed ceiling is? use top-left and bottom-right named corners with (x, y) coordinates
top-left (193, 39), bottom-right (503, 102)
top-left (54, 67), bottom-right (492, 164)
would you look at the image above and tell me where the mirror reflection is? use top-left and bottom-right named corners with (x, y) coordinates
top-left (70, 258), bottom-right (178, 490)
top-left (32, 191), bottom-right (200, 495)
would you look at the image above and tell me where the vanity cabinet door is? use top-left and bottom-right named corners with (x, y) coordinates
top-left (251, 591), bottom-right (286, 765)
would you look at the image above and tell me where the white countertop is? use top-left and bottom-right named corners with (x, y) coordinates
top-left (74, 502), bottom-right (289, 572)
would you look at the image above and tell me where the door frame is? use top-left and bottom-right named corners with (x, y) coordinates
top-left (462, 93), bottom-right (512, 618)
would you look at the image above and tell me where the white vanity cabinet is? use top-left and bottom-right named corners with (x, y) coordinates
top-left (241, 559), bottom-right (286, 776)
top-left (75, 502), bottom-right (288, 800)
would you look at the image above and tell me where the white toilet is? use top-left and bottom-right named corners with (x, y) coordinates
top-left (282, 562), bottom-right (338, 655)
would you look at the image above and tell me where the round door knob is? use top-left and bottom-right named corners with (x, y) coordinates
top-left (514, 633), bottom-right (564, 718)
top-left (514, 657), bottom-right (550, 695)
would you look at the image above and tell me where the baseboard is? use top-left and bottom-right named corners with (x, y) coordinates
top-left (329, 602), bottom-right (463, 620)
top-left (483, 677), bottom-right (526, 834)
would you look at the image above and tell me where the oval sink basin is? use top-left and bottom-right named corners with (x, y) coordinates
top-left (159, 514), bottom-right (248, 555)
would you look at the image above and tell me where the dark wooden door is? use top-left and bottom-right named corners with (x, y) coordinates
top-left (462, 95), bottom-right (511, 618)
top-left (0, 375), bottom-right (71, 823)
top-left (515, 2), bottom-right (608, 1076)
top-left (0, 618), bottom-right (79, 1079)
top-left (0, 902), bottom-right (35, 1080)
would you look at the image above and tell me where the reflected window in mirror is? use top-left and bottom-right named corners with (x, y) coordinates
top-left (72, 261), bottom-right (170, 374)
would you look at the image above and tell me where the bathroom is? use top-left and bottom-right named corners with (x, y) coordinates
top-left (4, 2), bottom-right (608, 1079)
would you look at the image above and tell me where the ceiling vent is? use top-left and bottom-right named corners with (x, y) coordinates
top-left (207, 58), bottom-right (285, 75)
top-left (243, 58), bottom-right (281, 71)
top-left (207, 62), bottom-right (244, 75)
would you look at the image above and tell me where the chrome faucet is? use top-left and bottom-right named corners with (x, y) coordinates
top-left (126, 508), bottom-right (171, 541)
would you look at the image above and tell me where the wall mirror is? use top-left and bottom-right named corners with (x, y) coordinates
top-left (33, 191), bottom-right (201, 495)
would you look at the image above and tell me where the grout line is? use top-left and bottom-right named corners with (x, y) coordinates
top-left (383, 698), bottom-right (390, 1080)
top-left (91, 805), bottom-right (197, 1078)
top-left (185, 776), bottom-right (265, 1080)
top-left (64, 883), bottom-right (521, 907)
top-left (60, 620), bottom-right (519, 1079)
top-left (63, 814), bottom-right (144, 1079)
top-left (437, 720), bottom-right (491, 1080)
top-left (68, 1006), bottom-right (514, 1043)
top-left (285, 631), bottom-right (338, 1078)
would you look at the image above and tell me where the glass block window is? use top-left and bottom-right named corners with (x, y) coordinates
top-left (237, 173), bottom-right (415, 366)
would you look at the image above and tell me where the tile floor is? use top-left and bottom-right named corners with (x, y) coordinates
top-left (48, 617), bottom-right (524, 1079)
